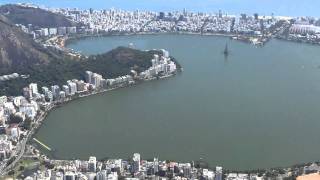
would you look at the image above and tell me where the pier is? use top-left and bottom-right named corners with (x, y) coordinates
top-left (33, 138), bottom-right (52, 151)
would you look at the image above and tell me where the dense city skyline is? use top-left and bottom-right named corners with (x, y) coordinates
top-left (0, 0), bottom-right (319, 17)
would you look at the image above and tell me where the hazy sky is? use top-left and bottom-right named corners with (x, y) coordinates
top-left (0, 0), bottom-right (318, 17)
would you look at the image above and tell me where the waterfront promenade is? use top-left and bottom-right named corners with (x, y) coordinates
top-left (0, 107), bottom-right (50, 176)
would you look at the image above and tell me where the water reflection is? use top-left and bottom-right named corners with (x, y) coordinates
top-left (224, 54), bottom-right (229, 65)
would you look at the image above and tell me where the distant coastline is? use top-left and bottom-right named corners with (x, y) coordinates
top-left (63, 32), bottom-right (253, 50)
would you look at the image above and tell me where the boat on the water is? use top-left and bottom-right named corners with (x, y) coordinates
top-left (224, 43), bottom-right (229, 56)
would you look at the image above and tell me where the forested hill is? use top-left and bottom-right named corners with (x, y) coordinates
top-left (0, 45), bottom-right (168, 96)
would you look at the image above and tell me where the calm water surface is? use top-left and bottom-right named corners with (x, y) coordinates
top-left (36, 34), bottom-right (320, 170)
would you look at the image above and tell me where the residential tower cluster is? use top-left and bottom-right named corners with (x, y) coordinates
top-left (19, 153), bottom-right (320, 180)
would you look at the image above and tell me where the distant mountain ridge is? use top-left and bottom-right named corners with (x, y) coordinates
top-left (0, 4), bottom-right (77, 28)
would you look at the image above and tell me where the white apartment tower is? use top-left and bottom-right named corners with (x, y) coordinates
top-left (88, 156), bottom-right (97, 172)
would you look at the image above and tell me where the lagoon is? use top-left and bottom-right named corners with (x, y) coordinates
top-left (36, 34), bottom-right (320, 170)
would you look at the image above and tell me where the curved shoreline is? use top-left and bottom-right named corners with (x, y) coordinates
top-left (59, 31), bottom-right (320, 56)
top-left (62, 32), bottom-right (242, 50)
top-left (45, 34), bottom-right (316, 169)
top-left (0, 73), bottom-right (180, 175)
top-left (9, 33), bottom-right (319, 174)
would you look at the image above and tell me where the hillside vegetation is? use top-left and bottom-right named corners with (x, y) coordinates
top-left (0, 14), bottom-right (59, 74)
